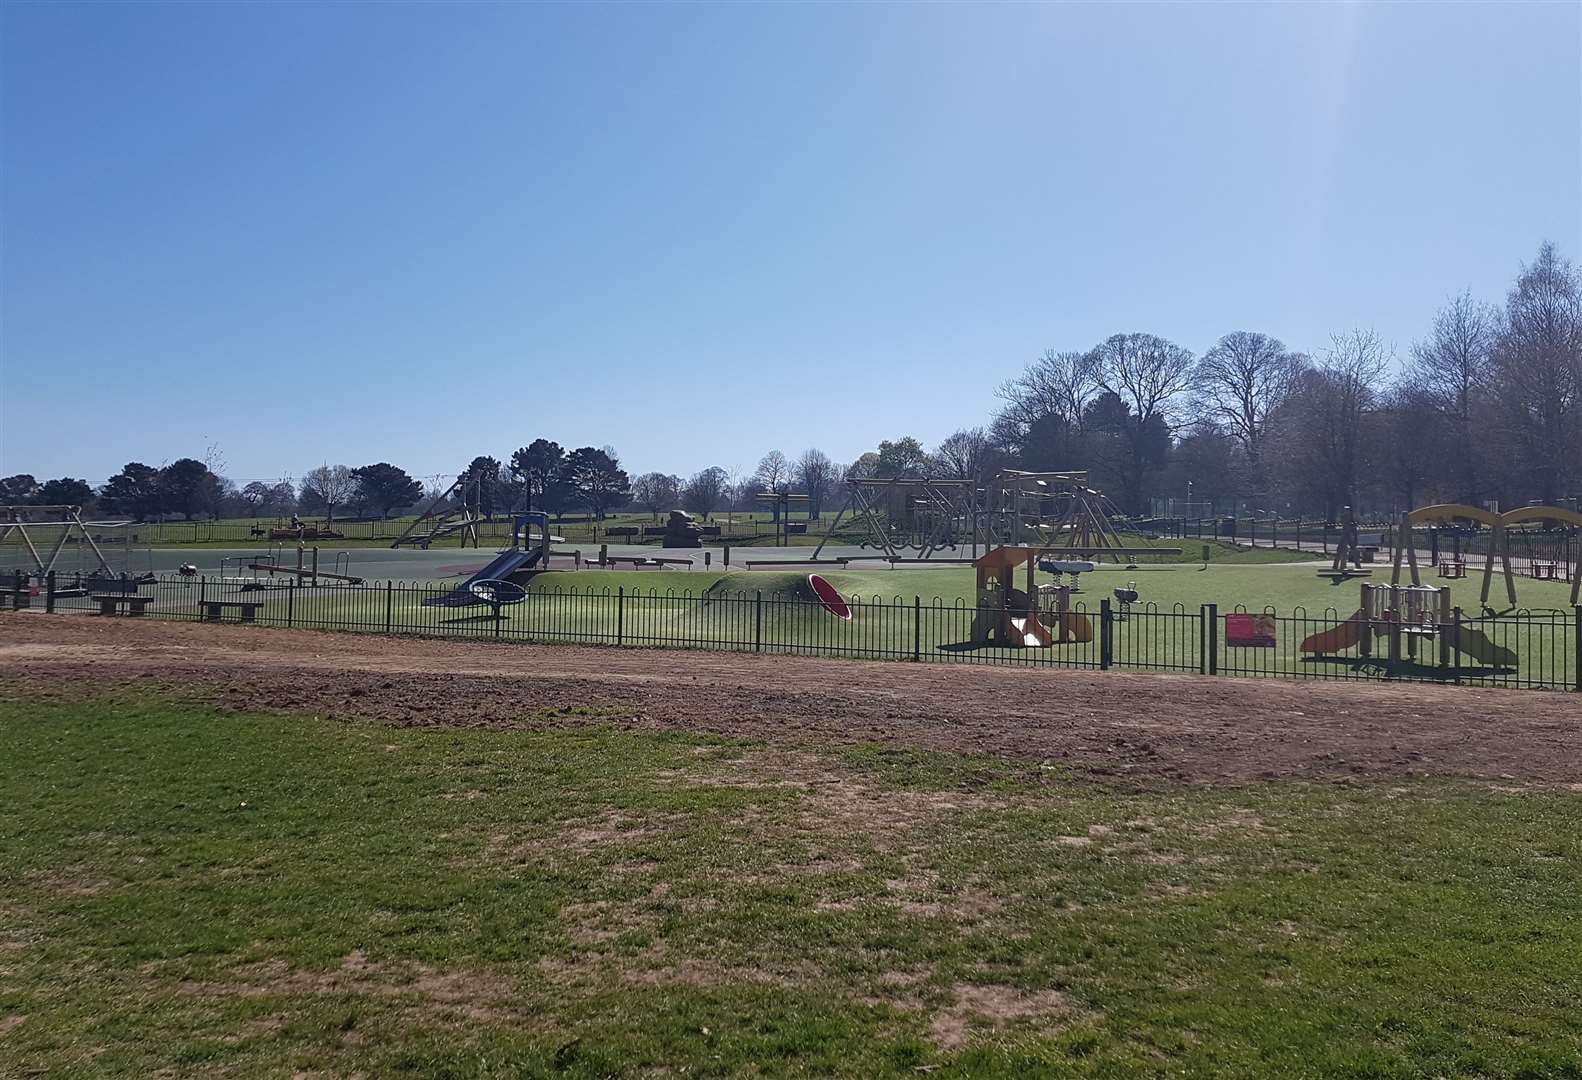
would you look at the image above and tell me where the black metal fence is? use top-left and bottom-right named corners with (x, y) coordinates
top-left (10, 570), bottom-right (1579, 694)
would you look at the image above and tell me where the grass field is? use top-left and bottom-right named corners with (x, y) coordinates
top-left (3, 689), bottom-right (1580, 1076)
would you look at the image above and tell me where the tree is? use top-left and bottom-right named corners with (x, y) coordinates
top-left (1405, 291), bottom-right (1498, 504)
top-left (158, 458), bottom-right (221, 520)
top-left (32, 477), bottom-right (94, 507)
top-left (352, 463), bottom-right (423, 519)
top-left (299, 464), bottom-right (356, 524)
top-left (794, 448), bottom-right (836, 518)
top-left (1088, 333), bottom-right (1197, 512)
top-left (845, 453), bottom-right (881, 481)
top-left (1269, 330), bottom-right (1390, 518)
top-left (1194, 331), bottom-right (1305, 490)
top-left (875, 437), bottom-right (930, 478)
top-left (993, 349), bottom-right (1101, 464)
top-left (930, 428), bottom-right (995, 482)
top-left (753, 451), bottom-right (790, 493)
top-left (632, 472), bottom-right (682, 519)
top-left (460, 456), bottom-right (503, 520)
top-left (98, 463), bottom-right (161, 518)
top-left (682, 466), bottom-right (729, 520)
top-left (509, 440), bottom-right (564, 514)
top-left (752, 451), bottom-right (791, 520)
top-left (0, 475), bottom-right (37, 502)
top-left (1490, 242), bottom-right (1581, 505)
top-left (563, 446), bottom-right (629, 520)
top-left (240, 481), bottom-right (273, 517)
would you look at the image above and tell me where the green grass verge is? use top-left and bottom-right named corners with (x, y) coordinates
top-left (2, 692), bottom-right (1580, 1076)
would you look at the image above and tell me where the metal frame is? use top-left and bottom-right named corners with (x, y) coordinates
top-left (0, 505), bottom-right (115, 577)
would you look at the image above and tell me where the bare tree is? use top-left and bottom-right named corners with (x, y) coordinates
top-left (632, 472), bottom-right (682, 520)
top-left (1406, 291), bottom-right (1498, 503)
top-left (682, 466), bottom-right (729, 521)
top-left (794, 448), bottom-right (836, 518)
top-left (1194, 331), bottom-right (1306, 488)
top-left (930, 428), bottom-right (994, 482)
top-left (993, 349), bottom-right (1100, 457)
top-left (1087, 333), bottom-right (1196, 512)
top-left (1270, 330), bottom-right (1391, 518)
top-left (299, 464), bottom-right (356, 524)
top-left (753, 450), bottom-right (790, 493)
top-left (1490, 242), bottom-right (1582, 504)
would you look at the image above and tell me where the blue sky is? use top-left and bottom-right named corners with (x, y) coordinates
top-left (3, 1), bottom-right (1578, 485)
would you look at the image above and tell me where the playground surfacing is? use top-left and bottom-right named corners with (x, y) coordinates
top-left (5, 615), bottom-right (1580, 784)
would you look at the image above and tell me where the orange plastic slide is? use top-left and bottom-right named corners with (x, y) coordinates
top-left (1300, 611), bottom-right (1365, 654)
top-left (1005, 614), bottom-right (1054, 647)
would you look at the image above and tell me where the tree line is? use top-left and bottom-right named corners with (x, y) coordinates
top-left (9, 242), bottom-right (1576, 525)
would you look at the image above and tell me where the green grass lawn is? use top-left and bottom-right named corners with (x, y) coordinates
top-left (2, 691), bottom-right (1580, 1076)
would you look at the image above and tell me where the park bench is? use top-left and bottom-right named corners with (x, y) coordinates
top-left (699, 525), bottom-right (722, 537)
top-left (784, 522), bottom-right (808, 534)
top-left (603, 526), bottom-right (641, 538)
top-left (1437, 558), bottom-right (1467, 579)
top-left (1358, 546), bottom-right (1377, 563)
top-left (91, 593), bottom-right (154, 616)
top-left (200, 599), bottom-right (264, 624)
top-left (1, 587), bottom-right (34, 610)
top-left (1529, 560), bottom-right (1560, 580)
top-left (641, 526), bottom-right (669, 538)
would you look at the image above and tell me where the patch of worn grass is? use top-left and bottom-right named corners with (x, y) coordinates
top-left (2, 692), bottom-right (1581, 1077)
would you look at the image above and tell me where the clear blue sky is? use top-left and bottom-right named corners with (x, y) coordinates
top-left (3, 1), bottom-right (1578, 485)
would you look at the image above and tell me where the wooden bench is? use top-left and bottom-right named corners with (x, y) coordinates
top-left (201, 599), bottom-right (264, 623)
top-left (1530, 560), bottom-right (1560, 580)
top-left (641, 526), bottom-right (669, 538)
top-left (784, 522), bottom-right (808, 534)
top-left (91, 593), bottom-right (154, 616)
top-left (699, 525), bottom-right (722, 537)
top-left (602, 526), bottom-right (641, 538)
top-left (0, 587), bottom-right (33, 610)
top-left (1358, 546), bottom-right (1377, 563)
top-left (1437, 559), bottom-right (1467, 579)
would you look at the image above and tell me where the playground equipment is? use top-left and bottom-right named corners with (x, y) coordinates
top-left (971, 546), bottom-right (1093, 647)
top-left (0, 505), bottom-right (116, 578)
top-left (391, 475), bottom-right (484, 549)
top-left (812, 470), bottom-right (1174, 566)
top-left (1038, 558), bottom-right (1095, 592)
top-left (423, 512), bottom-right (556, 608)
top-left (808, 574), bottom-right (852, 620)
top-left (1299, 582), bottom-right (1517, 668)
top-left (467, 578), bottom-right (527, 620)
top-left (1111, 581), bottom-right (1139, 621)
top-left (813, 476), bottom-right (978, 560)
top-left (1318, 506), bottom-right (1374, 582)
top-left (245, 546), bottom-right (364, 587)
top-left (1389, 504), bottom-right (1582, 608)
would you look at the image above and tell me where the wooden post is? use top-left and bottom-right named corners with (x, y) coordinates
top-left (1100, 599), bottom-right (1112, 669)
top-left (1437, 587), bottom-right (1452, 669)
top-left (1206, 603), bottom-right (1218, 674)
top-left (44, 570), bottom-right (56, 614)
top-left (385, 580), bottom-right (393, 633)
top-left (1358, 582), bottom-right (1373, 658)
top-left (617, 586), bottom-right (624, 647)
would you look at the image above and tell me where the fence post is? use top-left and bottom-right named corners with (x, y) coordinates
top-left (912, 595), bottom-right (921, 662)
top-left (1199, 604), bottom-right (1208, 674)
top-left (754, 590), bottom-right (762, 653)
top-left (287, 583), bottom-right (295, 628)
top-left (199, 575), bottom-right (206, 614)
top-left (44, 571), bottom-right (56, 614)
top-left (385, 580), bottom-right (393, 634)
top-left (1100, 599), bottom-right (1113, 670)
top-left (1207, 603), bottom-right (1219, 675)
top-left (617, 586), bottom-right (625, 647)
top-left (1574, 607), bottom-right (1581, 693)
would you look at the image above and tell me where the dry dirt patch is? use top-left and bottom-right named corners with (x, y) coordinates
top-left (6, 614), bottom-right (1581, 784)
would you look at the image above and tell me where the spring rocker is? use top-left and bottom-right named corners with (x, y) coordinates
top-left (971, 546), bottom-right (1093, 647)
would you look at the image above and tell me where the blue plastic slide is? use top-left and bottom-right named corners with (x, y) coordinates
top-left (422, 548), bottom-right (543, 607)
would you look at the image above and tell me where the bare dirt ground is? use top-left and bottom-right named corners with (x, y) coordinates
top-left (4, 613), bottom-right (1579, 784)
